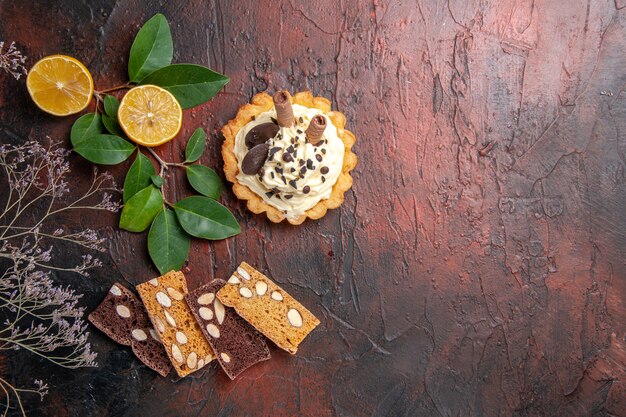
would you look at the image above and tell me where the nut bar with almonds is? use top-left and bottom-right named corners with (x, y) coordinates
top-left (186, 279), bottom-right (271, 379)
top-left (88, 283), bottom-right (172, 377)
top-left (136, 271), bottom-right (215, 377)
top-left (217, 262), bottom-right (320, 354)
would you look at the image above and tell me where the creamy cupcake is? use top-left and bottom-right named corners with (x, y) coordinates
top-left (222, 91), bottom-right (357, 225)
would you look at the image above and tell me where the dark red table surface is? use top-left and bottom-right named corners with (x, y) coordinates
top-left (1, 1), bottom-right (625, 416)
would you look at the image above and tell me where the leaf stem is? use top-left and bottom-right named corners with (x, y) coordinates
top-left (95, 82), bottom-right (132, 95)
top-left (145, 147), bottom-right (169, 176)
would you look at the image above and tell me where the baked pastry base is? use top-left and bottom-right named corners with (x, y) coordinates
top-left (221, 91), bottom-right (357, 225)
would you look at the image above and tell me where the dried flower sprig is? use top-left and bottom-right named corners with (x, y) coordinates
top-left (0, 41), bottom-right (27, 80)
top-left (0, 140), bottom-right (120, 416)
top-left (0, 377), bottom-right (47, 417)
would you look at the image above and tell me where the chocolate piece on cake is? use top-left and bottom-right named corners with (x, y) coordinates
top-left (88, 283), bottom-right (172, 377)
top-left (273, 90), bottom-right (295, 127)
top-left (136, 271), bottom-right (215, 377)
top-left (305, 114), bottom-right (326, 145)
top-left (186, 280), bottom-right (270, 380)
top-left (217, 262), bottom-right (320, 354)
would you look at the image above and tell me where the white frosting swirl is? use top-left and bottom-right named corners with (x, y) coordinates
top-left (235, 104), bottom-right (344, 220)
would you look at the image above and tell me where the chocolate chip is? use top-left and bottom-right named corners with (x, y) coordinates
top-left (320, 166), bottom-right (329, 174)
top-left (282, 153), bottom-right (293, 162)
top-left (290, 167), bottom-right (296, 173)
top-left (322, 176), bottom-right (326, 182)
top-left (298, 117), bottom-right (303, 124)
top-left (271, 117), bottom-right (278, 125)
top-left (281, 175), bottom-right (286, 184)
top-left (251, 115), bottom-right (256, 121)
top-left (316, 154), bottom-right (322, 162)
top-left (241, 143), bottom-right (269, 175)
top-left (285, 194), bottom-right (293, 200)
top-left (245, 123), bottom-right (280, 148)
top-left (321, 149), bottom-right (326, 154)
top-left (300, 166), bottom-right (307, 175)
top-left (291, 138), bottom-right (296, 144)
top-left (299, 159), bottom-right (305, 166)
top-left (297, 129), bottom-right (303, 134)
top-left (265, 192), bottom-right (274, 198)
top-left (258, 168), bottom-right (265, 177)
top-left (271, 172), bottom-right (275, 179)
top-left (269, 146), bottom-right (281, 156)
top-left (286, 145), bottom-right (294, 154)
top-left (275, 167), bottom-right (283, 174)
top-left (303, 186), bottom-right (310, 194)
top-left (307, 159), bottom-right (313, 169)
top-left (288, 179), bottom-right (297, 188)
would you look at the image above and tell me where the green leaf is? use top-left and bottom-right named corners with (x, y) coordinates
top-left (119, 185), bottom-right (163, 232)
top-left (148, 208), bottom-right (191, 274)
top-left (185, 128), bottom-right (206, 163)
top-left (139, 64), bottom-right (229, 108)
top-left (104, 95), bottom-right (120, 118)
top-left (128, 13), bottom-right (173, 83)
top-left (174, 196), bottom-right (240, 240)
top-left (186, 165), bottom-right (221, 200)
top-left (150, 175), bottom-right (164, 188)
top-left (102, 114), bottom-right (126, 137)
top-left (71, 113), bottom-right (102, 147)
top-left (123, 152), bottom-right (156, 202)
top-left (73, 134), bottom-right (135, 165)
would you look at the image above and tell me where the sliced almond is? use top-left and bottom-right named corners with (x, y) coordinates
top-left (237, 267), bottom-right (251, 281)
top-left (131, 329), bottom-right (147, 341)
top-left (149, 329), bottom-right (160, 341)
top-left (109, 285), bottom-right (122, 296)
top-left (166, 287), bottom-right (184, 301)
top-left (199, 307), bottom-right (213, 321)
top-left (175, 331), bottom-right (188, 345)
top-left (239, 287), bottom-right (253, 298)
top-left (115, 305), bottom-right (131, 318)
top-left (220, 352), bottom-right (231, 363)
top-left (156, 291), bottom-right (172, 307)
top-left (255, 281), bottom-right (268, 296)
top-left (187, 352), bottom-right (198, 369)
top-left (164, 310), bottom-right (177, 327)
top-left (271, 291), bottom-right (283, 301)
top-left (148, 278), bottom-right (159, 286)
top-left (228, 275), bottom-right (240, 285)
top-left (214, 299), bottom-right (225, 324)
top-left (197, 292), bottom-right (215, 305)
top-left (171, 344), bottom-right (183, 364)
top-left (206, 323), bottom-right (220, 338)
top-left (153, 316), bottom-right (165, 333)
top-left (287, 308), bottom-right (303, 327)
top-left (197, 359), bottom-right (205, 368)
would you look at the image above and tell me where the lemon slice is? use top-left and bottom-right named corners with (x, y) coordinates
top-left (118, 85), bottom-right (182, 147)
top-left (26, 55), bottom-right (94, 116)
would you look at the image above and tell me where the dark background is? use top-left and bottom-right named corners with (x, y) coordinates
top-left (1, 0), bottom-right (625, 416)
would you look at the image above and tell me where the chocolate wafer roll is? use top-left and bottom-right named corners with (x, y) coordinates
top-left (305, 114), bottom-right (327, 145)
top-left (273, 90), bottom-right (295, 127)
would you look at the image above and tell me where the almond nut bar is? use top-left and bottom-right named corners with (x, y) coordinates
top-left (217, 262), bottom-right (320, 354)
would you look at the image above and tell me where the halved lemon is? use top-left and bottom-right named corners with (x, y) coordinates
top-left (26, 55), bottom-right (94, 116)
top-left (118, 85), bottom-right (182, 147)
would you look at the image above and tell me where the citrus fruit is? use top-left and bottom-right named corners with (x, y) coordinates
top-left (26, 55), bottom-right (94, 116)
top-left (118, 85), bottom-right (182, 147)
